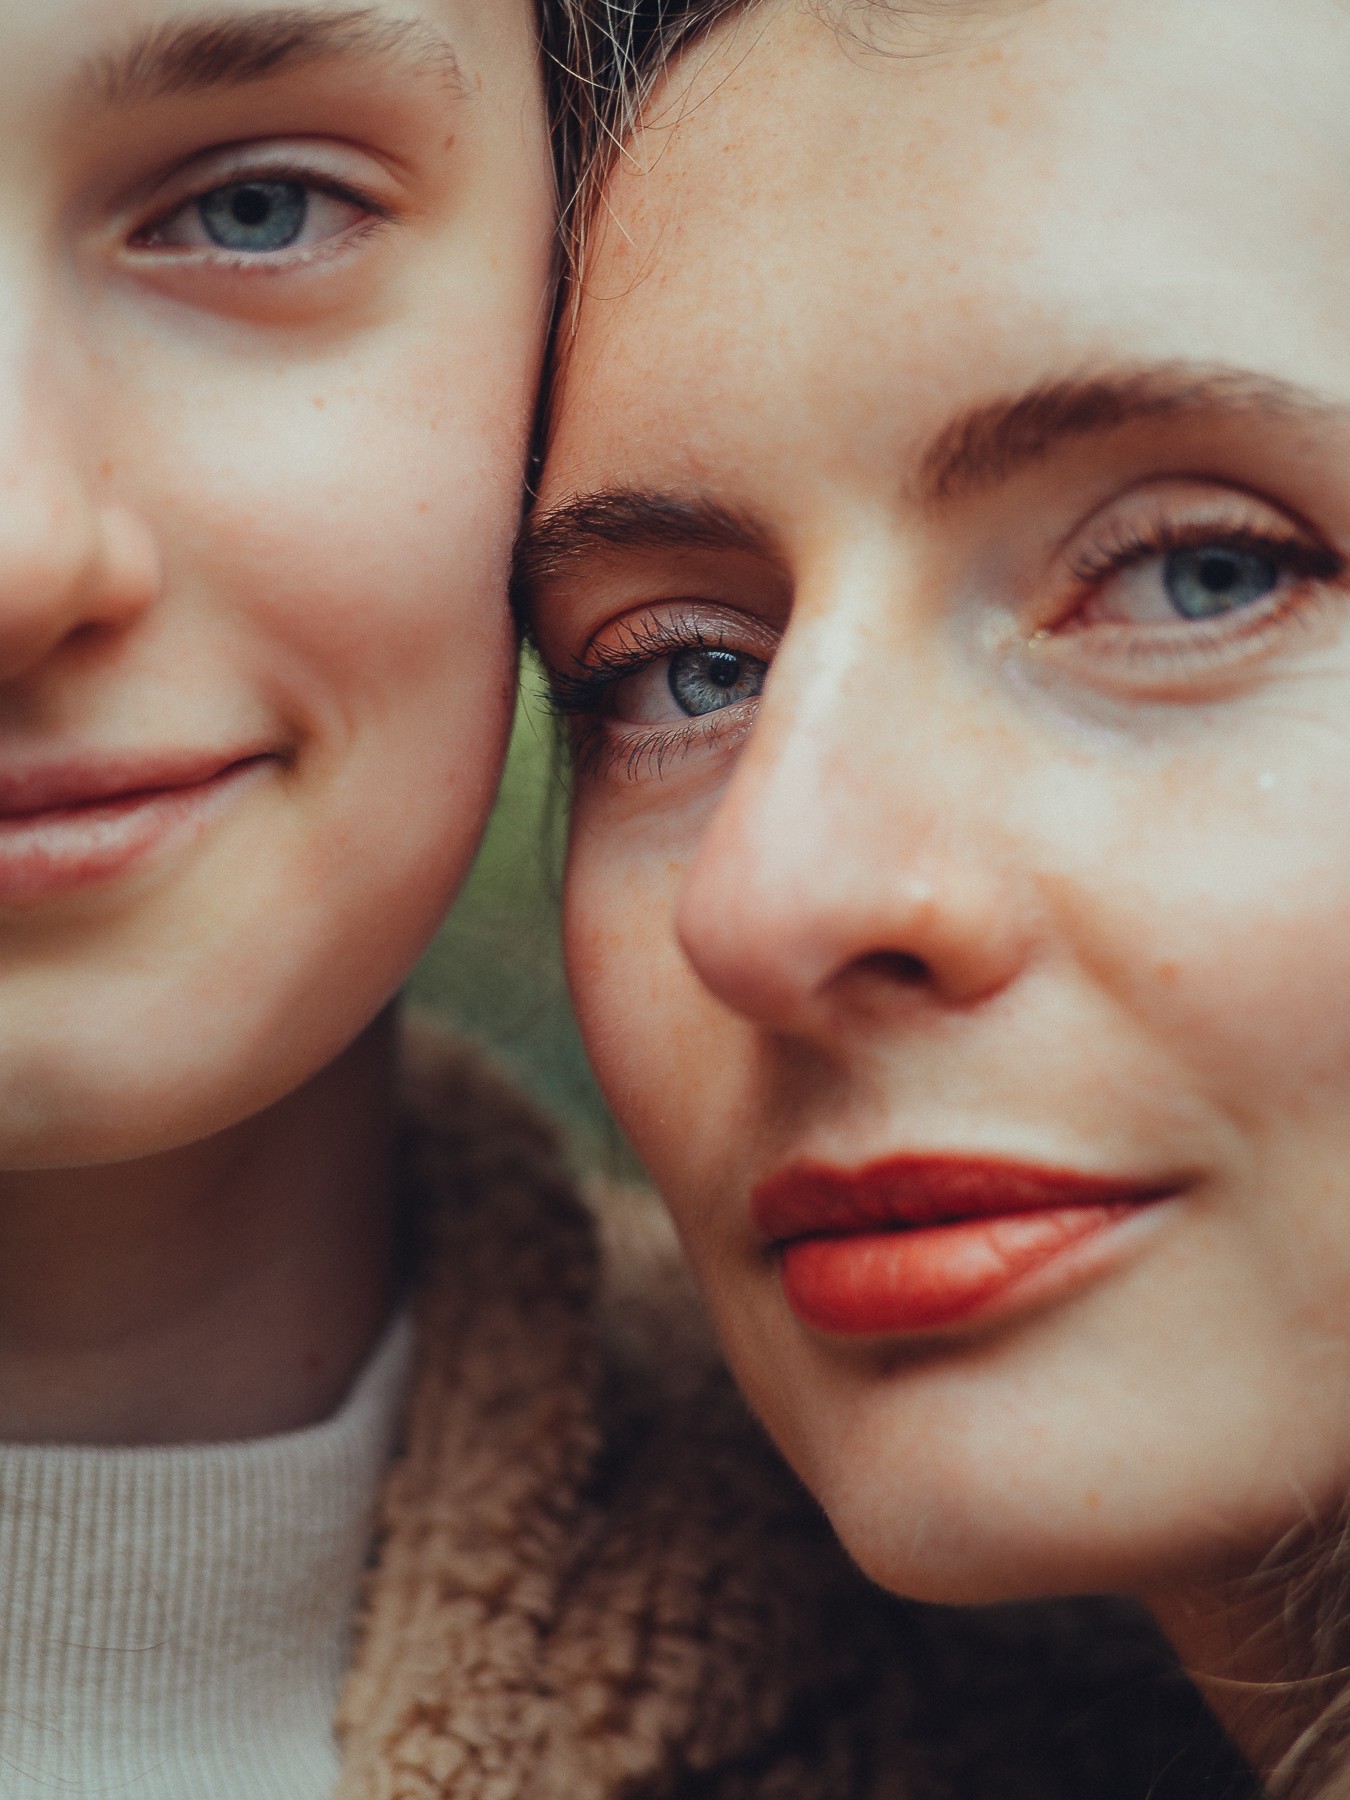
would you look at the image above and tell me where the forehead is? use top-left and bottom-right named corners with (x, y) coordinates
top-left (546, 0), bottom-right (1350, 501)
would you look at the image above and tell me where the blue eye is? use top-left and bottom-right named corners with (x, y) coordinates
top-left (668, 647), bottom-right (765, 716)
top-left (1163, 544), bottom-right (1279, 619)
top-left (197, 180), bottom-right (307, 251)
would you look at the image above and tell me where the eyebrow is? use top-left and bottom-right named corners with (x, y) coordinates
top-left (86, 5), bottom-right (463, 106)
top-left (921, 364), bottom-right (1340, 501)
top-left (512, 489), bottom-right (775, 622)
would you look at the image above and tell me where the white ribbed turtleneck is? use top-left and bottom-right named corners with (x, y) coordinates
top-left (0, 1311), bottom-right (413, 1799)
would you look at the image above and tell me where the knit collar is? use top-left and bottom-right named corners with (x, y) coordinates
top-left (0, 1309), bottom-right (413, 1800)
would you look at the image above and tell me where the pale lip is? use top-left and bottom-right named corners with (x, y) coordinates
top-left (0, 750), bottom-right (278, 903)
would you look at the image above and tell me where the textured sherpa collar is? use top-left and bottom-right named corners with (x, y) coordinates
top-left (333, 1027), bottom-right (605, 1799)
top-left (333, 1027), bottom-right (889, 1800)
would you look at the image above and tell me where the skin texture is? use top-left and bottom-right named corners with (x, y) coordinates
top-left (0, 0), bottom-right (552, 1441)
top-left (526, 0), bottom-right (1350, 1761)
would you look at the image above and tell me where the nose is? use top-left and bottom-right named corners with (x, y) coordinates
top-left (674, 609), bottom-right (1036, 1041)
top-left (0, 343), bottom-right (157, 686)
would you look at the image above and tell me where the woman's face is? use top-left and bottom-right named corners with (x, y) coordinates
top-left (0, 0), bottom-right (551, 1165)
top-left (527, 0), bottom-right (1350, 1605)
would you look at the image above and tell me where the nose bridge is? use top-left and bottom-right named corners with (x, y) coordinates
top-left (694, 592), bottom-right (969, 913)
top-left (0, 271), bottom-right (98, 551)
top-left (0, 261), bottom-right (144, 678)
top-left (674, 557), bottom-right (1030, 1028)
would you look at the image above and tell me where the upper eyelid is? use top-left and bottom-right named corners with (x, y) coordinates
top-left (1033, 485), bottom-right (1340, 619)
top-left (577, 601), bottom-right (780, 665)
top-left (1069, 522), bottom-right (1333, 581)
top-left (144, 168), bottom-right (386, 232)
top-left (119, 138), bottom-right (399, 237)
top-left (1052, 479), bottom-right (1326, 566)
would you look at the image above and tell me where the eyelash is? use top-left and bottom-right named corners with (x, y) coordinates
top-left (1064, 516), bottom-right (1338, 597)
top-left (549, 613), bottom-right (726, 710)
top-left (549, 513), bottom-right (1346, 781)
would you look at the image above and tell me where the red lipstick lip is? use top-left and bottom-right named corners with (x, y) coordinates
top-left (752, 1154), bottom-right (1177, 1243)
top-left (752, 1155), bottom-right (1181, 1337)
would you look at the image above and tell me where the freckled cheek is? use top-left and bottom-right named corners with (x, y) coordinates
top-left (1082, 817), bottom-right (1350, 1134)
top-left (1183, 918), bottom-right (1350, 1111)
top-left (119, 327), bottom-right (526, 619)
top-left (1116, 847), bottom-right (1350, 1341)
top-left (152, 393), bottom-right (517, 736)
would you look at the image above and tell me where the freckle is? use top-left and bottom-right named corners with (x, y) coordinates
top-left (416, 500), bottom-right (430, 514)
top-left (443, 134), bottom-right (456, 150)
top-left (1084, 1490), bottom-right (1101, 1512)
top-left (1156, 961), bottom-right (1179, 987)
top-left (99, 460), bottom-right (113, 479)
top-left (313, 396), bottom-right (326, 410)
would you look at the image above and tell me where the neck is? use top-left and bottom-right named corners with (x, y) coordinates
top-left (0, 1008), bottom-right (399, 1445)
top-left (1148, 1533), bottom-right (1350, 1792)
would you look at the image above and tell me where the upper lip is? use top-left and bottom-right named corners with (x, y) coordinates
top-left (751, 1153), bottom-right (1182, 1244)
top-left (0, 751), bottom-right (272, 819)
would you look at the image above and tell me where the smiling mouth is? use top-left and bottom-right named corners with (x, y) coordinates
top-left (752, 1153), bottom-right (1181, 1335)
top-left (0, 752), bottom-right (276, 903)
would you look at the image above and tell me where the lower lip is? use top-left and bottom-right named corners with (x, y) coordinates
top-left (0, 760), bottom-right (270, 903)
top-left (778, 1203), bottom-right (1138, 1335)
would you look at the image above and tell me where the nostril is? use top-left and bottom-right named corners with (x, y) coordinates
top-left (856, 950), bottom-right (930, 985)
top-left (63, 619), bottom-right (109, 651)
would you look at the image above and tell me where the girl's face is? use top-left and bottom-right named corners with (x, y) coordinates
top-left (528, 0), bottom-right (1350, 1605)
top-left (0, 0), bottom-right (551, 1164)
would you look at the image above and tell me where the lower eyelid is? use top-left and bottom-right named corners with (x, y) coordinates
top-left (1031, 581), bottom-right (1331, 699)
top-left (587, 718), bottom-right (749, 784)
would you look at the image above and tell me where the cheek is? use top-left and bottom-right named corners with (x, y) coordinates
top-left (142, 327), bottom-right (527, 788)
top-left (564, 830), bottom-right (679, 1081)
top-left (1050, 745), bottom-right (1350, 1320)
top-left (564, 814), bottom-right (737, 1175)
top-left (107, 271), bottom-right (539, 686)
top-left (1072, 776), bottom-right (1350, 1121)
top-left (171, 371), bottom-right (520, 647)
top-left (160, 361), bottom-right (525, 1042)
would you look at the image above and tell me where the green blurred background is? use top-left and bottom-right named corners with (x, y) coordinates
top-left (407, 657), bottom-right (637, 1176)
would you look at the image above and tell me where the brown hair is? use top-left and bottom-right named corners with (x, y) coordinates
top-left (540, 0), bottom-right (749, 284)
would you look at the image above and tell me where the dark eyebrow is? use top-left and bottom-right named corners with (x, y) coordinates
top-left (921, 365), bottom-right (1341, 502)
top-left (512, 488), bottom-right (774, 623)
top-left (86, 5), bottom-right (463, 106)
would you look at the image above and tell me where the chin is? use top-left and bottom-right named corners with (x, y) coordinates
top-left (0, 968), bottom-right (374, 1170)
top-left (802, 1405), bottom-right (1304, 1612)
top-left (813, 1468), bottom-right (1167, 1608)
top-left (0, 1039), bottom-right (264, 1170)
